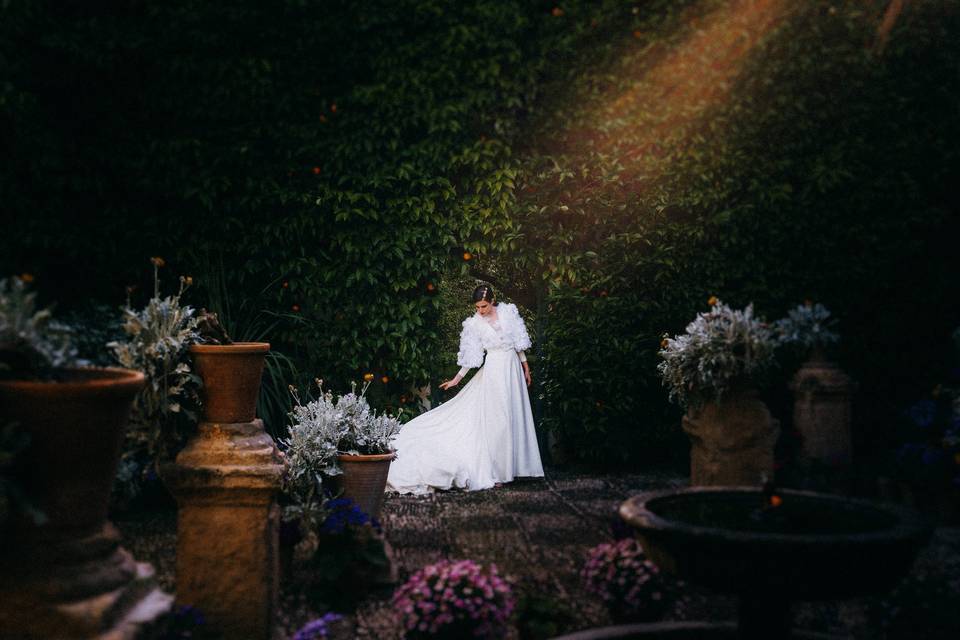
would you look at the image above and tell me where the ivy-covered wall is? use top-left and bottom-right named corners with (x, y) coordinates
top-left (3, 1), bottom-right (958, 466)
top-left (516, 1), bottom-right (960, 464)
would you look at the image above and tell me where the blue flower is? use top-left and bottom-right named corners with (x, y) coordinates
top-left (905, 400), bottom-right (937, 429)
top-left (292, 613), bottom-right (342, 640)
top-left (921, 447), bottom-right (945, 466)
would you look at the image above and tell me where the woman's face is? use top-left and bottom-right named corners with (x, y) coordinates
top-left (475, 300), bottom-right (493, 316)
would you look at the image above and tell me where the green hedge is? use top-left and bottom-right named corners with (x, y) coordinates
top-left (3, 1), bottom-right (958, 465)
top-left (525, 1), bottom-right (960, 464)
top-left (0, 0), bottom-right (626, 394)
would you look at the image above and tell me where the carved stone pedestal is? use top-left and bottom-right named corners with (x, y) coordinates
top-left (790, 357), bottom-right (855, 466)
top-left (163, 419), bottom-right (283, 640)
top-left (683, 388), bottom-right (780, 487)
top-left (0, 522), bottom-right (173, 639)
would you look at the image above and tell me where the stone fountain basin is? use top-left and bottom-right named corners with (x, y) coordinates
top-left (619, 487), bottom-right (931, 601)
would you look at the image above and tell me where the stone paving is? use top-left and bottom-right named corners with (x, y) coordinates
top-left (351, 470), bottom-right (692, 639)
top-left (116, 469), bottom-right (960, 639)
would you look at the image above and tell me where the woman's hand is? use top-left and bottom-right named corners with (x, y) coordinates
top-left (439, 377), bottom-right (460, 391)
top-left (522, 363), bottom-right (532, 387)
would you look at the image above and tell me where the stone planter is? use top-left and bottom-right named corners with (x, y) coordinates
top-left (189, 342), bottom-right (270, 423)
top-left (335, 452), bottom-right (395, 520)
top-left (682, 388), bottom-right (779, 487)
top-left (0, 367), bottom-right (173, 638)
top-left (790, 351), bottom-right (855, 467)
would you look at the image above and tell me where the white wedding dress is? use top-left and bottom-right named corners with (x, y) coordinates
top-left (386, 305), bottom-right (544, 495)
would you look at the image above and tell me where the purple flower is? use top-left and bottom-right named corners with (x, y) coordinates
top-left (292, 613), bottom-right (342, 640)
top-left (581, 538), bottom-right (669, 622)
top-left (392, 559), bottom-right (514, 638)
top-left (293, 613), bottom-right (343, 640)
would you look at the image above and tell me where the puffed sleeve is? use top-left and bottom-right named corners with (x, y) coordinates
top-left (505, 303), bottom-right (532, 352)
top-left (456, 317), bottom-right (484, 368)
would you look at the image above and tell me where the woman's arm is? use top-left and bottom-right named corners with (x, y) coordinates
top-left (445, 318), bottom-right (483, 390)
top-left (518, 351), bottom-right (531, 387)
top-left (440, 366), bottom-right (470, 390)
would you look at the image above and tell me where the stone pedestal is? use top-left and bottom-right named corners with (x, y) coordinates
top-left (790, 357), bottom-right (855, 466)
top-left (162, 419), bottom-right (283, 640)
top-left (683, 389), bottom-right (780, 486)
top-left (0, 523), bottom-right (173, 639)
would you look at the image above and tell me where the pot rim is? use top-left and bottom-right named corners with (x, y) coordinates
top-left (189, 341), bottom-right (271, 354)
top-left (619, 486), bottom-right (931, 547)
top-left (337, 451), bottom-right (396, 462)
top-left (0, 366), bottom-right (145, 393)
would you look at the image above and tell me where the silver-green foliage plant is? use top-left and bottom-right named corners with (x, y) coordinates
top-left (108, 264), bottom-right (201, 457)
top-left (284, 380), bottom-right (402, 476)
top-left (335, 381), bottom-right (403, 456)
top-left (281, 380), bottom-right (344, 530)
top-left (282, 379), bottom-right (402, 528)
top-left (284, 380), bottom-right (348, 490)
top-left (774, 302), bottom-right (839, 350)
top-left (658, 300), bottom-right (777, 408)
top-left (0, 276), bottom-right (78, 380)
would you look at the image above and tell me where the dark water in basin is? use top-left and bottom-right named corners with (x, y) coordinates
top-left (649, 493), bottom-right (898, 535)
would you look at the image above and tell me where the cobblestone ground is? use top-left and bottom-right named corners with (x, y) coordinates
top-left (116, 470), bottom-right (960, 639)
top-left (352, 470), bottom-right (692, 639)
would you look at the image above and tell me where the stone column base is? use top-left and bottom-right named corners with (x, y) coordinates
top-left (0, 524), bottom-right (173, 639)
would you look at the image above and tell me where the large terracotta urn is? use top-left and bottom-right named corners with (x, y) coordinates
top-left (682, 387), bottom-right (779, 486)
top-left (189, 342), bottom-right (270, 423)
top-left (0, 367), bottom-right (172, 638)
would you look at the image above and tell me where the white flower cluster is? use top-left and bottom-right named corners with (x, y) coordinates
top-left (658, 300), bottom-right (776, 408)
top-left (0, 276), bottom-right (79, 379)
top-left (774, 302), bottom-right (839, 349)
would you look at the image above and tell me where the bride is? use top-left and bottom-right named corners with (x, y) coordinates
top-left (385, 284), bottom-right (544, 494)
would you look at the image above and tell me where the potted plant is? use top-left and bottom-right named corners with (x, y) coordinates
top-left (391, 559), bottom-right (515, 639)
top-left (0, 275), bottom-right (167, 635)
top-left (775, 302), bottom-right (854, 468)
top-left (774, 301), bottom-right (839, 363)
top-left (285, 379), bottom-right (401, 519)
top-left (188, 308), bottom-right (270, 424)
top-left (658, 298), bottom-right (779, 486)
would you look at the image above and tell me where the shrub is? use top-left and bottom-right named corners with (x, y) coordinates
top-left (0, 276), bottom-right (78, 380)
top-left (108, 261), bottom-right (201, 460)
top-left (774, 302), bottom-right (840, 352)
top-left (658, 299), bottom-right (777, 408)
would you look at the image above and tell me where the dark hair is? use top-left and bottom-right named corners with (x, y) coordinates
top-left (472, 284), bottom-right (495, 303)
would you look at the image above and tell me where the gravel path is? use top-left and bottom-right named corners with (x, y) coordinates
top-left (114, 470), bottom-right (960, 639)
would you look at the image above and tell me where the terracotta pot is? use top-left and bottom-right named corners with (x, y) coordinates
top-left (189, 342), bottom-right (270, 423)
top-left (0, 367), bottom-right (175, 639)
top-left (682, 387), bottom-right (779, 487)
top-left (335, 452), bottom-right (395, 520)
top-left (0, 367), bottom-right (145, 530)
top-left (790, 354), bottom-right (855, 466)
